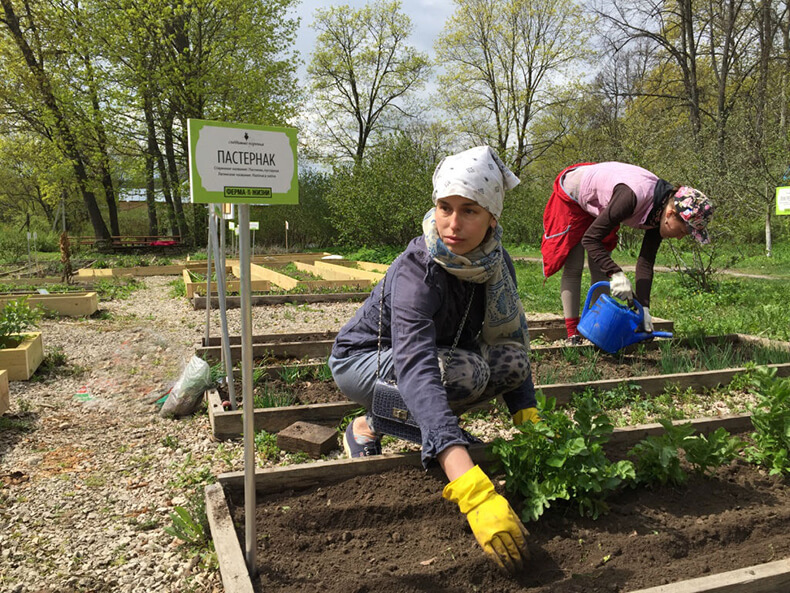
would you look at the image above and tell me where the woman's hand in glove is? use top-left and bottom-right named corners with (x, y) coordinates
top-left (642, 306), bottom-right (653, 332)
top-left (443, 465), bottom-right (529, 573)
top-left (513, 407), bottom-right (540, 425)
top-left (609, 271), bottom-right (633, 302)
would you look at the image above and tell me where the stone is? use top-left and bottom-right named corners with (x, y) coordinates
top-left (276, 421), bottom-right (339, 458)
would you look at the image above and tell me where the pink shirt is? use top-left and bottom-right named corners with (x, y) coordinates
top-left (576, 162), bottom-right (658, 228)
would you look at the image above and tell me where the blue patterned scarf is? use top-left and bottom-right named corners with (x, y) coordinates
top-left (422, 208), bottom-right (530, 350)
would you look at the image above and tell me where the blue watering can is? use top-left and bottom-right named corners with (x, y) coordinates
top-left (577, 281), bottom-right (673, 354)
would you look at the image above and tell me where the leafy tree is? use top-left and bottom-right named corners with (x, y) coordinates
top-left (0, 0), bottom-right (112, 240)
top-left (307, 0), bottom-right (430, 163)
top-left (325, 132), bottom-right (435, 246)
top-left (435, 0), bottom-right (593, 176)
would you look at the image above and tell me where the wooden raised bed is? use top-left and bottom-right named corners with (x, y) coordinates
top-left (76, 261), bottom-right (207, 278)
top-left (0, 369), bottom-right (9, 414)
top-left (193, 292), bottom-right (369, 309)
top-left (182, 268), bottom-right (271, 299)
top-left (206, 413), bottom-right (790, 593)
top-left (243, 263), bottom-right (371, 291)
top-left (195, 317), bottom-right (676, 361)
top-left (204, 333), bottom-right (790, 440)
top-left (0, 292), bottom-right (99, 317)
top-left (0, 332), bottom-right (44, 381)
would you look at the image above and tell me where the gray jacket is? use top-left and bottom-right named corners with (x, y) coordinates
top-left (332, 236), bottom-right (536, 460)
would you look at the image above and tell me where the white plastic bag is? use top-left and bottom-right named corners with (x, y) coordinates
top-left (160, 356), bottom-right (211, 418)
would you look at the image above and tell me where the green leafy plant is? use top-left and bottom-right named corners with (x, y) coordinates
top-left (683, 428), bottom-right (745, 475)
top-left (490, 393), bottom-right (635, 522)
top-left (254, 430), bottom-right (280, 461)
top-left (0, 298), bottom-right (43, 348)
top-left (169, 278), bottom-right (186, 298)
top-left (93, 277), bottom-right (145, 301)
top-left (744, 367), bottom-right (790, 475)
top-left (312, 362), bottom-right (334, 382)
top-left (278, 364), bottom-right (308, 384)
top-left (253, 384), bottom-right (296, 409)
top-left (163, 490), bottom-right (216, 573)
top-left (628, 420), bottom-right (694, 486)
top-left (628, 419), bottom-right (744, 486)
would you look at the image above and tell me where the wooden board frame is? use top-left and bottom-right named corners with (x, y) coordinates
top-left (0, 292), bottom-right (99, 317)
top-left (204, 334), bottom-right (790, 440)
top-left (76, 262), bottom-right (207, 278)
top-left (182, 268), bottom-right (271, 299)
top-left (0, 369), bottom-right (9, 414)
top-left (0, 332), bottom-right (44, 381)
top-left (206, 413), bottom-right (790, 593)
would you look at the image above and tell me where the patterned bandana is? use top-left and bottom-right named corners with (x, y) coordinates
top-left (422, 209), bottom-right (529, 351)
top-left (674, 186), bottom-right (713, 244)
top-left (431, 146), bottom-right (520, 218)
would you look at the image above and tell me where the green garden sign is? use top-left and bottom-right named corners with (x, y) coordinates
top-left (777, 186), bottom-right (790, 216)
top-left (187, 119), bottom-right (299, 205)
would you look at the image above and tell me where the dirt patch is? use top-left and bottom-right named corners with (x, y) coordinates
top-left (531, 340), bottom-right (790, 385)
top-left (231, 457), bottom-right (790, 593)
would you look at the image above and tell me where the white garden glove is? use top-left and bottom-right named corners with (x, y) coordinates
top-left (609, 272), bottom-right (633, 303)
top-left (642, 306), bottom-right (654, 332)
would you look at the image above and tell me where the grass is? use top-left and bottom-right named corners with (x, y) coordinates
top-left (512, 258), bottom-right (790, 341)
top-left (252, 384), bottom-right (297, 409)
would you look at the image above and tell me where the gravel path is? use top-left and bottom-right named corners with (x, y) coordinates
top-left (0, 276), bottom-right (363, 593)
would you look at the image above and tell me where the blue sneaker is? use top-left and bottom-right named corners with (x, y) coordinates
top-left (343, 421), bottom-right (382, 458)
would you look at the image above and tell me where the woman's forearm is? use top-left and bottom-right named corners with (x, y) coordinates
top-left (438, 444), bottom-right (475, 482)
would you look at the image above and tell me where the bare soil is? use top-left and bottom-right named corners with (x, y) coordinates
top-left (231, 454), bottom-right (790, 593)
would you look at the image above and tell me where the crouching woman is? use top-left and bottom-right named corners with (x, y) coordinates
top-left (328, 145), bottom-right (536, 573)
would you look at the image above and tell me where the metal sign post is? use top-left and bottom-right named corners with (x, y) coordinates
top-left (238, 205), bottom-right (256, 571)
top-left (187, 118), bottom-right (298, 577)
top-left (205, 206), bottom-right (214, 345)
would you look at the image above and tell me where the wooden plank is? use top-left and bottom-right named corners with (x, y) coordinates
top-left (243, 263), bottom-right (298, 290)
top-left (0, 292), bottom-right (99, 317)
top-left (216, 414), bottom-right (754, 493)
top-left (183, 268), bottom-right (270, 297)
top-left (314, 260), bottom-right (385, 282)
top-left (192, 292), bottom-right (368, 309)
top-left (208, 396), bottom-right (359, 439)
top-left (356, 261), bottom-right (389, 273)
top-left (252, 253), bottom-right (331, 264)
top-left (203, 331), bottom-right (338, 347)
top-left (0, 277), bottom-right (94, 287)
top-left (196, 340), bottom-right (334, 363)
top-left (76, 262), bottom-right (206, 278)
top-left (0, 332), bottom-right (44, 381)
top-left (204, 484), bottom-right (255, 593)
top-left (0, 370), bottom-right (8, 415)
top-left (734, 333), bottom-right (790, 353)
top-left (540, 362), bottom-right (790, 405)
top-left (627, 557), bottom-right (790, 593)
top-left (294, 261), bottom-right (372, 287)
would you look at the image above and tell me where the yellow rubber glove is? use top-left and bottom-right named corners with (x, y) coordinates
top-left (512, 407), bottom-right (540, 425)
top-left (442, 465), bottom-right (529, 573)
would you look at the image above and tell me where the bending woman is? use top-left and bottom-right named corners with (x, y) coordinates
top-left (541, 162), bottom-right (713, 342)
top-left (329, 145), bottom-right (535, 573)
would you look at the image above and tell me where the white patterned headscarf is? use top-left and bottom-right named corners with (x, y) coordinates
top-left (424, 146), bottom-right (529, 351)
top-left (432, 145), bottom-right (521, 218)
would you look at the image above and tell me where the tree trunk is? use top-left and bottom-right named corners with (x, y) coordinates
top-left (83, 54), bottom-right (120, 237)
top-left (143, 93), bottom-right (177, 237)
top-left (161, 109), bottom-right (190, 244)
top-left (0, 0), bottom-right (110, 241)
top-left (765, 198), bottom-right (772, 257)
top-left (144, 135), bottom-right (159, 237)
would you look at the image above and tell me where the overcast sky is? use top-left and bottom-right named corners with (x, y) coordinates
top-left (289, 0), bottom-right (454, 83)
